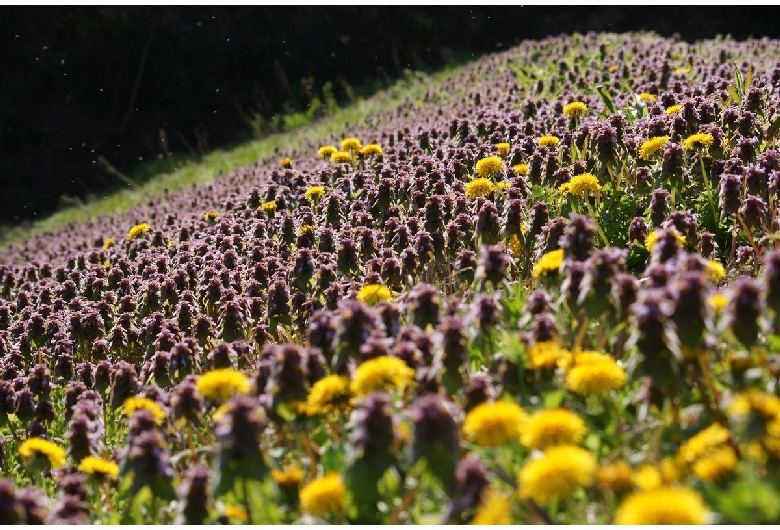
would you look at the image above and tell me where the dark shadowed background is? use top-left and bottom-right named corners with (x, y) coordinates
top-left (2, 6), bottom-right (779, 224)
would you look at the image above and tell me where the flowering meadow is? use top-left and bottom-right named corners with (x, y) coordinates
top-left (4, 32), bottom-right (780, 523)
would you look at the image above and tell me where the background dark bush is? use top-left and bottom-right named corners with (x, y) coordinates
top-left (2, 6), bottom-right (779, 224)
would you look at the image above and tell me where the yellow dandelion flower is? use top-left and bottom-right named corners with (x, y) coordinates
top-left (331, 151), bottom-right (353, 163)
top-left (19, 437), bottom-right (66, 468)
top-left (318, 145), bottom-right (337, 159)
top-left (496, 142), bottom-right (511, 158)
top-left (497, 181), bottom-right (512, 191)
top-left (359, 144), bottom-right (383, 156)
top-left (306, 375), bottom-right (352, 416)
top-left (521, 408), bottom-right (587, 450)
top-left (517, 445), bottom-right (597, 506)
top-left (567, 173), bottom-right (601, 197)
top-left (532, 249), bottom-right (564, 279)
top-left (597, 460), bottom-right (634, 494)
top-left (196, 368), bottom-right (251, 402)
top-left (281, 157), bottom-right (293, 169)
top-left (508, 234), bottom-right (523, 257)
top-left (271, 466), bottom-right (305, 488)
top-left (614, 487), bottom-right (707, 525)
top-left (632, 464), bottom-right (663, 491)
top-left (675, 67), bottom-right (691, 75)
top-left (639, 135), bottom-right (670, 160)
top-left (728, 389), bottom-right (780, 432)
top-left (565, 353), bottom-right (626, 395)
top-left (683, 133), bottom-right (715, 151)
top-left (706, 260), bottom-right (726, 282)
top-left (538, 135), bottom-right (561, 148)
top-left (103, 261), bottom-right (111, 269)
top-left (563, 101), bottom-right (587, 118)
top-left (204, 211), bottom-right (219, 222)
top-left (78, 456), bottom-right (119, 480)
top-left (262, 201), bottom-right (277, 212)
top-left (224, 506), bottom-right (247, 521)
top-left (299, 473), bottom-right (346, 517)
top-left (665, 104), bottom-right (682, 115)
top-left (528, 341), bottom-right (569, 370)
top-left (466, 177), bottom-right (496, 199)
top-left (351, 356), bottom-right (415, 397)
top-left (471, 489), bottom-right (512, 525)
top-left (305, 185), bottom-right (325, 201)
top-left (128, 223), bottom-right (152, 239)
top-left (639, 92), bottom-right (657, 103)
top-left (122, 397), bottom-right (166, 425)
top-left (475, 156), bottom-right (504, 178)
top-left (300, 224), bottom-right (315, 235)
top-left (609, 65), bottom-right (619, 73)
top-left (513, 163), bottom-right (529, 176)
top-left (356, 284), bottom-right (393, 306)
top-left (340, 138), bottom-right (362, 153)
top-left (558, 182), bottom-right (572, 195)
top-left (708, 292), bottom-right (728, 312)
top-left (102, 237), bottom-right (115, 250)
top-left (213, 402), bottom-right (231, 422)
top-left (463, 401), bottom-right (527, 447)
top-left (691, 445), bottom-right (737, 483)
top-left (644, 229), bottom-right (685, 253)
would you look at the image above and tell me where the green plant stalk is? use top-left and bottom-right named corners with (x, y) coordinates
top-left (585, 199), bottom-right (610, 247)
top-left (700, 154), bottom-right (718, 225)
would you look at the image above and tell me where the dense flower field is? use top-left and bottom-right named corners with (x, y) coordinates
top-left (3, 32), bottom-right (780, 523)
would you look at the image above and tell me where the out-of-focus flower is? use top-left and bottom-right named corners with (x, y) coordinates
top-left (19, 437), bottom-right (66, 468)
top-left (463, 400), bottom-right (526, 447)
top-left (196, 368), bottom-right (251, 402)
top-left (563, 101), bottom-right (587, 118)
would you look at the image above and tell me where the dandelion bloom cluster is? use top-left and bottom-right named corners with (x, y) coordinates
top-left (521, 408), bottom-right (587, 449)
top-left (356, 284), bottom-right (393, 305)
top-left (564, 173), bottom-right (601, 197)
top-left (299, 473), bottom-right (346, 517)
top-left (196, 368), bottom-right (251, 401)
top-left (351, 356), bottom-right (415, 397)
top-left (19, 438), bottom-right (66, 468)
top-left (317, 145), bottom-right (337, 159)
top-left (517, 445), bottom-right (597, 505)
top-left (538, 135), bottom-right (560, 148)
top-left (78, 456), bottom-right (119, 480)
top-left (359, 144), bottom-right (383, 156)
top-left (475, 156), bottom-right (504, 178)
top-left (496, 142), bottom-right (510, 157)
top-left (639, 135), bottom-right (670, 160)
top-left (614, 487), bottom-right (708, 524)
top-left (127, 222), bottom-right (152, 239)
top-left (122, 396), bottom-right (166, 424)
top-left (466, 177), bottom-right (496, 198)
top-left (306, 375), bottom-right (352, 415)
top-left (683, 132), bottom-right (715, 151)
top-left (340, 137), bottom-right (362, 152)
top-left (331, 151), bottom-right (353, 163)
top-left (563, 101), bottom-right (587, 118)
top-left (533, 249), bottom-right (564, 279)
top-left (564, 351), bottom-right (627, 394)
top-left (304, 185), bottom-right (325, 201)
top-left (463, 400), bottom-right (527, 447)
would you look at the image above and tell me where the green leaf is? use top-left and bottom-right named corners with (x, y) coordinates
top-left (596, 85), bottom-right (616, 115)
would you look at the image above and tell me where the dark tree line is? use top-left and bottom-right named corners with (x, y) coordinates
top-left (2, 6), bottom-right (779, 224)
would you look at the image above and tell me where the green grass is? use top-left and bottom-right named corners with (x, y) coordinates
top-left (0, 67), bottom-right (452, 248)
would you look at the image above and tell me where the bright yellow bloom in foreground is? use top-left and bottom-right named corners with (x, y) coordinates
top-left (539, 135), bottom-right (561, 148)
top-left (639, 135), bottom-right (670, 160)
top-left (351, 356), bottom-right (415, 397)
top-left (692, 445), bottom-right (737, 483)
top-left (708, 292), bottom-right (728, 312)
top-left (463, 401), bottom-right (527, 447)
top-left (475, 156), bottom-right (504, 178)
top-left (304, 185), bottom-right (325, 201)
top-left (528, 341), bottom-right (569, 370)
top-left (128, 223), bottom-right (152, 239)
top-left (306, 375), bottom-right (352, 416)
top-left (517, 445), bottom-right (597, 505)
top-left (496, 142), bottom-right (511, 157)
top-left (521, 408), bottom-right (587, 450)
top-left (563, 101), bottom-right (587, 118)
top-left (359, 144), bottom-right (383, 156)
top-left (565, 351), bottom-right (627, 394)
top-left (665, 104), bottom-right (682, 115)
top-left (78, 456), bottom-right (119, 480)
top-left (533, 249), bottom-right (564, 279)
top-left (639, 92), bottom-right (657, 102)
top-left (466, 177), bottom-right (496, 198)
top-left (204, 211), bottom-right (219, 222)
top-left (513, 163), bottom-right (529, 176)
top-left (597, 460), bottom-right (634, 494)
top-left (262, 201), bottom-right (277, 212)
top-left (122, 397), bottom-right (166, 425)
top-left (566, 173), bottom-right (601, 197)
top-left (318, 145), bottom-right (337, 159)
top-left (19, 437), bottom-right (66, 468)
top-left (331, 151), bottom-right (353, 163)
top-left (340, 138), bottom-right (362, 152)
top-left (196, 368), bottom-right (251, 402)
top-left (300, 473), bottom-right (346, 517)
top-left (102, 237), bottom-right (115, 250)
top-left (677, 423), bottom-right (731, 465)
top-left (471, 489), bottom-right (512, 525)
top-left (614, 487), bottom-right (707, 524)
top-left (706, 260), bottom-right (726, 282)
top-left (356, 284), bottom-right (393, 306)
top-left (683, 133), bottom-right (715, 151)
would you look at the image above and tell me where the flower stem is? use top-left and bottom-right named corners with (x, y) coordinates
top-left (585, 200), bottom-right (610, 247)
top-left (700, 155), bottom-right (718, 225)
